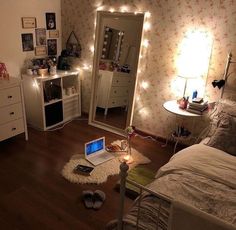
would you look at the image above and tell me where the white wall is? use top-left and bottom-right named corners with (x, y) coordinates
top-left (0, 0), bottom-right (61, 78)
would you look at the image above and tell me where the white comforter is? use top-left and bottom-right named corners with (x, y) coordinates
top-left (148, 144), bottom-right (236, 226)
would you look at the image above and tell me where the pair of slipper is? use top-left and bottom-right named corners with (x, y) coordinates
top-left (82, 190), bottom-right (106, 210)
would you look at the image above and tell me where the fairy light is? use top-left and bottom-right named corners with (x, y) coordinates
top-left (109, 8), bottom-right (115, 13)
top-left (141, 81), bottom-right (149, 90)
top-left (145, 11), bottom-right (151, 18)
top-left (120, 6), bottom-right (129, 12)
top-left (139, 107), bottom-right (149, 117)
top-left (96, 6), bottom-right (104, 11)
top-left (90, 45), bottom-right (94, 53)
top-left (142, 39), bottom-right (149, 48)
top-left (144, 21), bottom-right (151, 31)
top-left (83, 63), bottom-right (90, 70)
top-left (32, 80), bottom-right (39, 89)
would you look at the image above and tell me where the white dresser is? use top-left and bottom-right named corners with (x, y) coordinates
top-left (96, 70), bottom-right (131, 115)
top-left (0, 78), bottom-right (28, 141)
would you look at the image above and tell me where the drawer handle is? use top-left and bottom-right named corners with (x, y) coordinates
top-left (112, 101), bottom-right (115, 104)
top-left (8, 95), bottom-right (13, 99)
top-left (11, 127), bottom-right (16, 131)
top-left (116, 80), bottom-right (119, 83)
top-left (10, 112), bottom-right (15, 115)
top-left (114, 91), bottom-right (117, 94)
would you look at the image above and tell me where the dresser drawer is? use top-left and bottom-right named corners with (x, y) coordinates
top-left (108, 97), bottom-right (128, 108)
top-left (0, 103), bottom-right (23, 125)
top-left (0, 86), bottom-right (21, 107)
top-left (110, 87), bottom-right (129, 97)
top-left (112, 77), bottom-right (131, 87)
top-left (0, 118), bottom-right (24, 141)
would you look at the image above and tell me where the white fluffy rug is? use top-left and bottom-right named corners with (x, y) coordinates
top-left (61, 141), bottom-right (151, 184)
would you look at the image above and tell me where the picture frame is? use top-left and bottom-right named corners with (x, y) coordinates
top-left (22, 17), bottom-right (36, 29)
top-left (46, 13), bottom-right (56, 30)
top-left (47, 39), bottom-right (57, 55)
top-left (35, 28), bottom-right (46, 46)
top-left (21, 33), bottom-right (34, 52)
top-left (35, 46), bottom-right (47, 56)
top-left (49, 30), bottom-right (59, 38)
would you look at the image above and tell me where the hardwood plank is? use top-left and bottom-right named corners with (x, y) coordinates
top-left (0, 119), bottom-right (173, 229)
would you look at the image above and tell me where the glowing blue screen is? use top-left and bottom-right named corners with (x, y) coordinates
top-left (86, 139), bottom-right (104, 155)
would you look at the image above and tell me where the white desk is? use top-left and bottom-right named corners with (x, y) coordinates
top-left (163, 100), bottom-right (203, 154)
top-left (163, 100), bottom-right (201, 117)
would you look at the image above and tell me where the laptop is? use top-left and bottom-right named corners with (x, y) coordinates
top-left (85, 137), bottom-right (115, 166)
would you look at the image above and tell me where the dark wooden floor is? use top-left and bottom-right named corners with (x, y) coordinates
top-left (0, 119), bottom-right (173, 230)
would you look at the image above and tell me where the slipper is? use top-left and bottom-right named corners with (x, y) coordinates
top-left (93, 190), bottom-right (106, 210)
top-left (82, 190), bottom-right (94, 209)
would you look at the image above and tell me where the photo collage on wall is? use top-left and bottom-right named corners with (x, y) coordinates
top-left (21, 13), bottom-right (59, 57)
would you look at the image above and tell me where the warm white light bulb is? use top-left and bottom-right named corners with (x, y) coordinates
top-left (120, 6), bottom-right (129, 12)
top-left (141, 81), bottom-right (149, 90)
top-left (96, 6), bottom-right (104, 11)
top-left (90, 45), bottom-right (94, 53)
top-left (83, 64), bottom-right (89, 70)
top-left (109, 8), bottom-right (115, 13)
top-left (143, 39), bottom-right (149, 48)
top-left (145, 11), bottom-right (151, 18)
top-left (144, 22), bottom-right (151, 31)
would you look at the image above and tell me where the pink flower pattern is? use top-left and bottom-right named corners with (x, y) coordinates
top-left (61, 0), bottom-right (236, 139)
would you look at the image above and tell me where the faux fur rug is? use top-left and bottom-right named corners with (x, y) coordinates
top-left (61, 141), bottom-right (151, 184)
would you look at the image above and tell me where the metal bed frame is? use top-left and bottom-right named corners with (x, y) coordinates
top-left (113, 53), bottom-right (236, 230)
top-left (117, 162), bottom-right (172, 230)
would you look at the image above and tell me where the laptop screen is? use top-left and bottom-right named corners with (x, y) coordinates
top-left (85, 138), bottom-right (104, 156)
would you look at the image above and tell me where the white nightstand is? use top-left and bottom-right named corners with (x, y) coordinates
top-left (163, 100), bottom-right (203, 154)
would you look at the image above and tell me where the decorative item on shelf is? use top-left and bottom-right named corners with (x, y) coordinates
top-left (47, 57), bottom-right (57, 75)
top-left (38, 68), bottom-right (48, 77)
top-left (66, 31), bottom-right (82, 58)
top-left (123, 126), bottom-right (136, 164)
top-left (57, 50), bottom-right (70, 70)
top-left (0, 63), bottom-right (9, 80)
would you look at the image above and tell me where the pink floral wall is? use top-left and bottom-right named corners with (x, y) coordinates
top-left (61, 0), bottom-right (236, 138)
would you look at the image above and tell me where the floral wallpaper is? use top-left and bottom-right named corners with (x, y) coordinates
top-left (61, 0), bottom-right (236, 139)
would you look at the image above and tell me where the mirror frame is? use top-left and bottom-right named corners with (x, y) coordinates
top-left (89, 11), bottom-right (145, 136)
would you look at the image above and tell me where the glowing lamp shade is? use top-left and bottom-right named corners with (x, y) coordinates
top-left (175, 29), bottom-right (212, 97)
top-left (176, 30), bottom-right (212, 79)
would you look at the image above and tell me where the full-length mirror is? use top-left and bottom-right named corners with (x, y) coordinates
top-left (89, 11), bottom-right (144, 135)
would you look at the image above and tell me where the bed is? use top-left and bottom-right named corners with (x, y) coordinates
top-left (106, 98), bottom-right (236, 229)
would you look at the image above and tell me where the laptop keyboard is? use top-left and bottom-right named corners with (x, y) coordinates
top-left (88, 152), bottom-right (114, 165)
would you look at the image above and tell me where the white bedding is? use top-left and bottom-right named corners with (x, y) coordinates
top-left (148, 144), bottom-right (236, 226)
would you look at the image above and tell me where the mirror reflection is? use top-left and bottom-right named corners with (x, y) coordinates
top-left (89, 12), bottom-right (144, 134)
top-left (101, 26), bottom-right (124, 62)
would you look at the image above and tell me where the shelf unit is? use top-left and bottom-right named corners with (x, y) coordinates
top-left (22, 71), bottom-right (81, 130)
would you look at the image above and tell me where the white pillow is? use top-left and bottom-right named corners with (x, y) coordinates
top-left (206, 115), bottom-right (236, 156)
